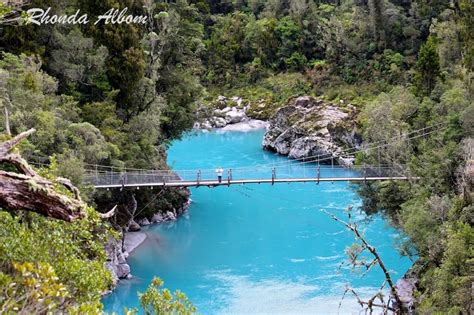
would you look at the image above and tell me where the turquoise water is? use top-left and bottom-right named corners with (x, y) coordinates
top-left (103, 130), bottom-right (412, 314)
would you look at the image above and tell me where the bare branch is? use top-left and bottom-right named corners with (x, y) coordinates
top-left (343, 286), bottom-right (396, 313)
top-left (99, 205), bottom-right (117, 219)
top-left (322, 206), bottom-right (405, 313)
top-left (0, 1), bottom-right (30, 26)
top-left (361, 258), bottom-right (378, 277)
top-left (0, 128), bottom-right (36, 156)
top-left (56, 177), bottom-right (82, 202)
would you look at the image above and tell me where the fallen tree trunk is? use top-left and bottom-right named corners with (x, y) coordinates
top-left (0, 171), bottom-right (85, 221)
top-left (0, 129), bottom-right (86, 221)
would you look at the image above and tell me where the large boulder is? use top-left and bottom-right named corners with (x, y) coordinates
top-left (263, 96), bottom-right (361, 165)
top-left (212, 117), bottom-right (228, 128)
top-left (165, 211), bottom-right (176, 221)
top-left (138, 218), bottom-right (150, 226)
top-left (151, 212), bottom-right (164, 223)
top-left (225, 108), bottom-right (247, 124)
top-left (115, 263), bottom-right (131, 279)
top-left (214, 107), bottom-right (232, 116)
top-left (195, 95), bottom-right (266, 130)
top-left (128, 220), bottom-right (141, 232)
top-left (231, 96), bottom-right (243, 107)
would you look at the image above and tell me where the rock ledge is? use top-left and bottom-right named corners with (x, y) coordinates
top-left (262, 96), bottom-right (361, 166)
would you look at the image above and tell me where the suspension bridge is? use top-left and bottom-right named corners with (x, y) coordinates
top-left (82, 164), bottom-right (414, 189)
top-left (30, 123), bottom-right (442, 189)
top-left (79, 123), bottom-right (444, 189)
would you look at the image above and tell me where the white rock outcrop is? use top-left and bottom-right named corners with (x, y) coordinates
top-left (262, 96), bottom-right (361, 166)
top-left (195, 96), bottom-right (267, 131)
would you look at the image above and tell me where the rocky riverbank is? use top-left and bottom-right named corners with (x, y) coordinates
top-left (262, 96), bottom-right (361, 166)
top-left (194, 96), bottom-right (268, 131)
top-left (105, 198), bottom-right (192, 289)
top-left (195, 95), bottom-right (361, 165)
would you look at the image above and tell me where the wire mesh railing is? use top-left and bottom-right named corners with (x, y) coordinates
top-left (83, 164), bottom-right (410, 187)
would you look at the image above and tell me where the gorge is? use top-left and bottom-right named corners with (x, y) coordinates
top-left (102, 128), bottom-right (413, 313)
top-left (0, 0), bottom-right (472, 313)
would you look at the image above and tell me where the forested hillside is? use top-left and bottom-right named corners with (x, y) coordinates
top-left (0, 0), bottom-right (472, 313)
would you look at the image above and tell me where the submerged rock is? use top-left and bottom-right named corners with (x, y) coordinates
top-left (124, 232), bottom-right (147, 253)
top-left (263, 96), bottom-right (361, 165)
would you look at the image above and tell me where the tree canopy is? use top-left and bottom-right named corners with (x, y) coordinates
top-left (0, 0), bottom-right (472, 313)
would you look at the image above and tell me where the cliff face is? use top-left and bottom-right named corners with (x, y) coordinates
top-left (262, 96), bottom-right (361, 166)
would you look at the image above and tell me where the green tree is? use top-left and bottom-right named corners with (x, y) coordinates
top-left (275, 16), bottom-right (303, 69)
top-left (48, 27), bottom-right (110, 100)
top-left (368, 0), bottom-right (385, 50)
top-left (78, 0), bottom-right (146, 120)
top-left (153, 0), bottom-right (205, 140)
top-left (418, 222), bottom-right (474, 314)
top-left (244, 17), bottom-right (278, 68)
top-left (415, 36), bottom-right (441, 95)
top-left (137, 277), bottom-right (197, 315)
top-left (204, 12), bottom-right (250, 85)
top-left (459, 0), bottom-right (474, 71)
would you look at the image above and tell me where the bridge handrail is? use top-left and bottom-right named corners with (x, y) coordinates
top-left (82, 164), bottom-right (412, 187)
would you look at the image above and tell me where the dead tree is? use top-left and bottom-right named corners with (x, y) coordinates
top-left (322, 206), bottom-right (406, 314)
top-left (0, 1), bottom-right (30, 25)
top-left (0, 129), bottom-right (86, 221)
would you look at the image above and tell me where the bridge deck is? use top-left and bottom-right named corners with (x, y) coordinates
top-left (92, 176), bottom-right (414, 189)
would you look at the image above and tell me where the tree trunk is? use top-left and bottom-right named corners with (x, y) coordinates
top-left (4, 106), bottom-right (11, 136)
top-left (0, 129), bottom-right (86, 221)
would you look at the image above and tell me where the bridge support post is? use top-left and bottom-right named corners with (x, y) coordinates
top-left (120, 172), bottom-right (125, 191)
top-left (271, 167), bottom-right (276, 185)
top-left (317, 166), bottom-right (320, 185)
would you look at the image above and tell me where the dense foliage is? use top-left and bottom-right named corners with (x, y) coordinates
top-left (132, 277), bottom-right (196, 315)
top-left (0, 206), bottom-right (113, 313)
top-left (0, 0), bottom-right (472, 313)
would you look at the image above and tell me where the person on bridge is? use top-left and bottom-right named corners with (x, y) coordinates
top-left (216, 166), bottom-right (224, 183)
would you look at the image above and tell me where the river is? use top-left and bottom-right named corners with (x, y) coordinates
top-left (102, 129), bottom-right (412, 314)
